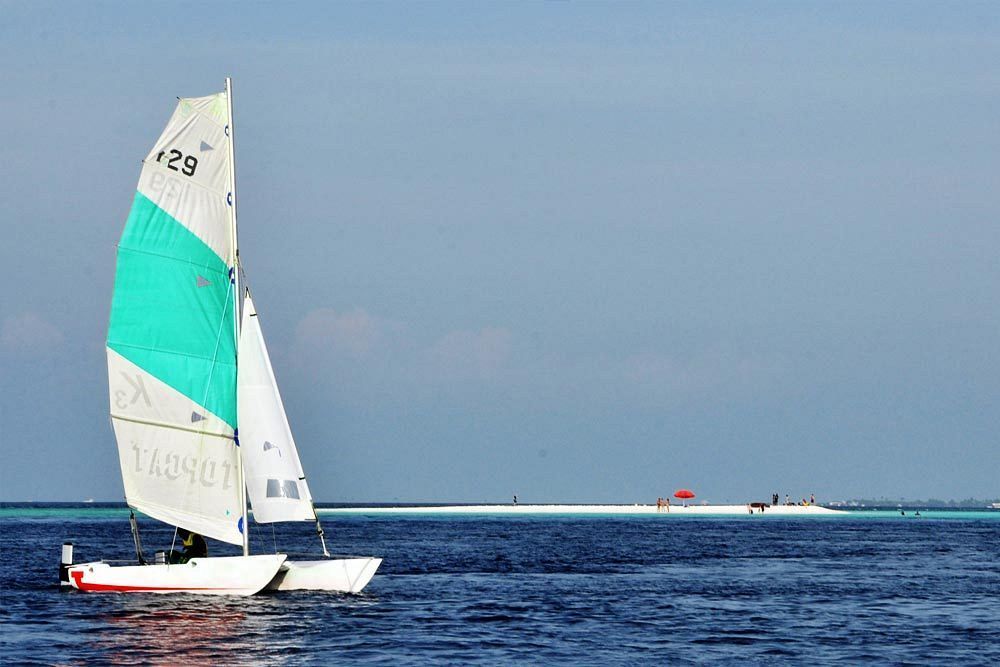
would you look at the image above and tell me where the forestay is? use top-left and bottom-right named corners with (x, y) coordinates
top-left (107, 92), bottom-right (244, 545)
top-left (238, 295), bottom-right (316, 523)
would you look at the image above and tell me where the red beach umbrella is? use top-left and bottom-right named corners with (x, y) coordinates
top-left (674, 489), bottom-right (695, 500)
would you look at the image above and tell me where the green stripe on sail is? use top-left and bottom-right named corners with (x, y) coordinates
top-left (108, 191), bottom-right (236, 428)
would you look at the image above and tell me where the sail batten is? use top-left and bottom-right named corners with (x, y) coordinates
top-left (111, 414), bottom-right (234, 439)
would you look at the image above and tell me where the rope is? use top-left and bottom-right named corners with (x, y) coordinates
top-left (316, 518), bottom-right (330, 558)
top-left (169, 526), bottom-right (178, 566)
top-left (129, 507), bottom-right (147, 565)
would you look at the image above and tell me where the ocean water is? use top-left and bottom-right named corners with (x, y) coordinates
top-left (1, 505), bottom-right (998, 665)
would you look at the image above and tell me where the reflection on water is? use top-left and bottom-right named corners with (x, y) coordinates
top-left (94, 600), bottom-right (248, 665)
top-left (80, 591), bottom-right (383, 665)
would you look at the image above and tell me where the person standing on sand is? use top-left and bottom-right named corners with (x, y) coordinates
top-left (810, 493), bottom-right (815, 505)
top-left (665, 497), bottom-right (670, 512)
top-left (513, 494), bottom-right (518, 505)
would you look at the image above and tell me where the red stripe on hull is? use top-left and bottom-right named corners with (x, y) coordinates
top-left (69, 569), bottom-right (231, 593)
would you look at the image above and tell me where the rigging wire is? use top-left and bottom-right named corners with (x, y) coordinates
top-left (169, 526), bottom-right (178, 564)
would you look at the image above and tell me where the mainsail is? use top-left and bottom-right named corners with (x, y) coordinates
top-left (107, 92), bottom-right (244, 545)
top-left (238, 295), bottom-right (316, 523)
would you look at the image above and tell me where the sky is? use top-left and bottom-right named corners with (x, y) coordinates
top-left (1, 2), bottom-right (998, 503)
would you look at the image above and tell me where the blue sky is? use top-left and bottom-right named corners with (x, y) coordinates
top-left (1, 2), bottom-right (998, 502)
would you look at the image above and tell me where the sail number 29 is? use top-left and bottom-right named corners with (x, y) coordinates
top-left (156, 149), bottom-right (198, 177)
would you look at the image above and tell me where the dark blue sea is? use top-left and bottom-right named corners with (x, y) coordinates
top-left (1, 504), bottom-right (998, 665)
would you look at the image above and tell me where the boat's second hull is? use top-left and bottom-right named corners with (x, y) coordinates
top-left (67, 554), bottom-right (286, 595)
top-left (265, 557), bottom-right (381, 593)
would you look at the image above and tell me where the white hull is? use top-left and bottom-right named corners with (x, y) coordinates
top-left (265, 557), bottom-right (382, 593)
top-left (67, 554), bottom-right (286, 596)
top-left (319, 504), bottom-right (847, 516)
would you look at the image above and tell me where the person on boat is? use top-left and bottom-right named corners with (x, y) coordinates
top-left (182, 531), bottom-right (208, 560)
top-left (169, 529), bottom-right (207, 563)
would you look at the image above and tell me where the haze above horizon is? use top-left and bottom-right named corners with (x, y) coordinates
top-left (1, 2), bottom-right (998, 502)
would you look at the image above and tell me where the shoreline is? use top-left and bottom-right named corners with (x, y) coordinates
top-left (316, 503), bottom-right (846, 516)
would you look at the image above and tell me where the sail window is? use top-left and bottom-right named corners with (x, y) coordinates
top-left (265, 479), bottom-right (300, 499)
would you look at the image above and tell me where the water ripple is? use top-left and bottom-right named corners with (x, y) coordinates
top-left (1, 511), bottom-right (998, 664)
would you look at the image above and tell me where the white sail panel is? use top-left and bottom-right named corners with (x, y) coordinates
top-left (133, 93), bottom-right (234, 268)
top-left (109, 350), bottom-right (241, 544)
top-left (184, 92), bottom-right (230, 124)
top-left (238, 296), bottom-right (316, 523)
top-left (109, 349), bottom-right (233, 439)
top-left (113, 419), bottom-right (244, 545)
top-left (146, 95), bottom-right (231, 196)
top-left (136, 164), bottom-right (231, 267)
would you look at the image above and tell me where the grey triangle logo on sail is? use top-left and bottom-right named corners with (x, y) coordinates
top-left (200, 141), bottom-right (213, 152)
top-left (191, 412), bottom-right (205, 423)
top-left (263, 441), bottom-right (282, 457)
top-left (196, 275), bottom-right (211, 287)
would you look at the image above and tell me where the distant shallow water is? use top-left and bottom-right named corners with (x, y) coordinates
top-left (315, 504), bottom-right (1000, 520)
top-left (3, 502), bottom-right (998, 521)
top-left (2, 504), bottom-right (998, 663)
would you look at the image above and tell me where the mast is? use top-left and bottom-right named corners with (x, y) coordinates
top-left (226, 76), bottom-right (249, 557)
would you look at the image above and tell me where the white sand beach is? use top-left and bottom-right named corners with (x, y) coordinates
top-left (318, 504), bottom-right (846, 516)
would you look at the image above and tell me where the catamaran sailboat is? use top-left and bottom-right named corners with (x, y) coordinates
top-left (65, 78), bottom-right (381, 595)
